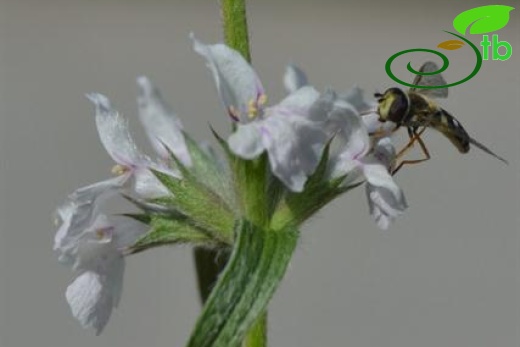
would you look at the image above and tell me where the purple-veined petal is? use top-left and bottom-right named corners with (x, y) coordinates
top-left (263, 117), bottom-right (327, 192)
top-left (228, 85), bottom-right (327, 192)
top-left (191, 34), bottom-right (265, 123)
top-left (330, 98), bottom-right (369, 157)
top-left (136, 76), bottom-right (192, 166)
top-left (284, 64), bottom-right (308, 93)
top-left (87, 93), bottom-right (143, 167)
top-left (326, 94), bottom-right (371, 178)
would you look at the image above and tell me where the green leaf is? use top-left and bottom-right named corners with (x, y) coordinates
top-left (153, 170), bottom-right (235, 244)
top-left (120, 213), bottom-right (152, 225)
top-left (453, 5), bottom-right (514, 35)
top-left (128, 216), bottom-right (219, 254)
top-left (186, 219), bottom-right (298, 347)
top-left (183, 133), bottom-right (236, 207)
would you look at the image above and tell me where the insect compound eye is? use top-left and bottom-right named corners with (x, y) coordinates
top-left (388, 90), bottom-right (409, 123)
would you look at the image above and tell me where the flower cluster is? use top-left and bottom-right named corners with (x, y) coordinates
top-left (54, 36), bottom-right (407, 334)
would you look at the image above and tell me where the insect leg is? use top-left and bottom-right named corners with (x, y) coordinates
top-left (394, 126), bottom-right (425, 161)
top-left (392, 126), bottom-right (430, 175)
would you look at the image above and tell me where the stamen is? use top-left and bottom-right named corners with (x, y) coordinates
top-left (95, 227), bottom-right (113, 241)
top-left (228, 105), bottom-right (240, 122)
top-left (96, 228), bottom-right (107, 239)
top-left (111, 164), bottom-right (129, 176)
top-left (247, 94), bottom-right (268, 119)
top-left (257, 94), bottom-right (268, 106)
top-left (247, 99), bottom-right (258, 119)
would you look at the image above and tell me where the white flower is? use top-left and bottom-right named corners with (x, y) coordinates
top-left (327, 91), bottom-right (407, 230)
top-left (192, 35), bottom-right (331, 192)
top-left (61, 213), bottom-right (147, 334)
top-left (54, 177), bottom-right (124, 264)
top-left (54, 181), bottom-right (146, 334)
top-left (87, 90), bottom-right (174, 200)
top-left (55, 76), bottom-right (191, 333)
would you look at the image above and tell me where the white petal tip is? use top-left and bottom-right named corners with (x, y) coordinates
top-left (136, 76), bottom-right (154, 99)
top-left (136, 75), bottom-right (151, 88)
top-left (284, 64), bottom-right (308, 93)
top-left (190, 34), bottom-right (207, 55)
top-left (86, 93), bottom-right (111, 110)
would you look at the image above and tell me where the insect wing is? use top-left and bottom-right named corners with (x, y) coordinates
top-left (410, 61), bottom-right (448, 98)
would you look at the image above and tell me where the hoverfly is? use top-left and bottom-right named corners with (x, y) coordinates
top-left (375, 61), bottom-right (507, 174)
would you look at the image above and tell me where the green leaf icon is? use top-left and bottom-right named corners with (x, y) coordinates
top-left (453, 5), bottom-right (514, 35)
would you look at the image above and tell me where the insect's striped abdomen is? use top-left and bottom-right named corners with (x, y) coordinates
top-left (431, 109), bottom-right (470, 153)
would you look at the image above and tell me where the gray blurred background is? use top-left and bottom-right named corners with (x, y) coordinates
top-left (0, 0), bottom-right (518, 346)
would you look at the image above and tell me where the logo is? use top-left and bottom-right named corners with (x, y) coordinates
top-left (385, 5), bottom-right (515, 89)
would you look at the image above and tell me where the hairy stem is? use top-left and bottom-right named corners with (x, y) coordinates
top-left (222, 0), bottom-right (251, 62)
top-left (194, 1), bottom-right (267, 347)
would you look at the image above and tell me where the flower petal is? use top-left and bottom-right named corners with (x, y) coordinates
top-left (259, 108), bottom-right (328, 192)
top-left (276, 86), bottom-right (321, 120)
top-left (54, 175), bottom-right (129, 261)
top-left (330, 98), bottom-right (369, 157)
top-left (87, 93), bottom-right (143, 167)
top-left (136, 76), bottom-right (192, 166)
top-left (362, 162), bottom-right (402, 199)
top-left (111, 217), bottom-right (149, 250)
top-left (361, 154), bottom-right (407, 229)
top-left (362, 112), bottom-right (396, 135)
top-left (371, 136), bottom-right (396, 168)
top-left (228, 123), bottom-right (265, 159)
top-left (191, 34), bottom-right (264, 122)
top-left (283, 64), bottom-right (308, 93)
top-left (339, 86), bottom-right (375, 115)
top-left (366, 183), bottom-right (407, 230)
top-left (133, 166), bottom-right (172, 199)
top-left (228, 86), bottom-right (328, 192)
top-left (326, 93), bottom-right (371, 178)
top-left (66, 271), bottom-right (115, 335)
top-left (229, 85), bottom-right (328, 191)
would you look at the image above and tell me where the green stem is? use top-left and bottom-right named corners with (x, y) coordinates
top-left (235, 155), bottom-right (268, 227)
top-left (222, 0), bottom-right (252, 62)
top-left (194, 1), bottom-right (266, 346)
top-left (223, 2), bottom-right (268, 344)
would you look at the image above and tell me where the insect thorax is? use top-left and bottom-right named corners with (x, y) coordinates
top-left (403, 92), bottom-right (438, 126)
